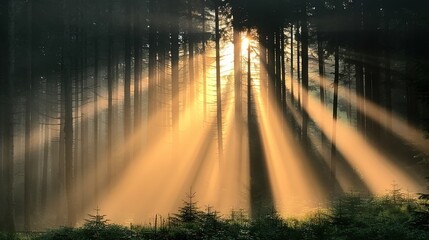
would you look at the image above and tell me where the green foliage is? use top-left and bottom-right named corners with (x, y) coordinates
top-left (412, 177), bottom-right (429, 230)
top-left (249, 210), bottom-right (292, 240)
top-left (11, 190), bottom-right (429, 240)
top-left (172, 191), bottom-right (204, 225)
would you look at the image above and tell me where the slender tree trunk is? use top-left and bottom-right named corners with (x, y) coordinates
top-left (290, 25), bottom-right (294, 103)
top-left (92, 5), bottom-right (99, 203)
top-left (79, 2), bottom-right (88, 213)
top-left (301, 1), bottom-right (309, 144)
top-left (317, 31), bottom-right (326, 146)
top-left (124, 0), bottom-right (132, 163)
top-left (0, 0), bottom-right (15, 231)
top-left (171, 1), bottom-right (179, 149)
top-left (188, 1), bottom-right (195, 106)
top-left (24, 0), bottom-right (33, 230)
top-left (148, 0), bottom-right (157, 138)
top-left (317, 32), bottom-right (325, 105)
top-left (296, 23), bottom-right (301, 109)
top-left (133, 0), bottom-right (141, 136)
top-left (158, 2), bottom-right (168, 133)
top-left (63, 0), bottom-right (75, 226)
top-left (107, 1), bottom-right (114, 185)
top-left (330, 43), bottom-right (340, 195)
top-left (215, 5), bottom-right (223, 161)
top-left (40, 109), bottom-right (49, 213)
top-left (259, 28), bottom-right (267, 104)
top-left (275, 29), bottom-right (281, 105)
top-left (202, 1), bottom-right (207, 119)
top-left (383, 11), bottom-right (392, 131)
top-left (280, 27), bottom-right (286, 112)
top-left (267, 30), bottom-right (275, 100)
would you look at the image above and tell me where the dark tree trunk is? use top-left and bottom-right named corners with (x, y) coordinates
top-left (330, 43), bottom-right (340, 195)
top-left (317, 31), bottom-right (325, 105)
top-left (124, 0), bottom-right (132, 163)
top-left (0, 0), bottom-right (15, 232)
top-left (133, 0), bottom-right (141, 136)
top-left (92, 2), bottom-right (99, 202)
top-left (259, 28), bottom-right (267, 104)
top-left (79, 0), bottom-right (88, 212)
top-left (63, 0), bottom-right (75, 226)
top-left (148, 0), bottom-right (157, 138)
top-left (317, 31), bottom-right (326, 146)
top-left (275, 29), bottom-right (282, 105)
top-left (301, 1), bottom-right (309, 144)
top-left (267, 30), bottom-right (275, 100)
top-left (171, 1), bottom-right (179, 149)
top-left (290, 25), bottom-right (294, 103)
top-left (24, 0), bottom-right (33, 230)
top-left (280, 27), bottom-right (286, 113)
top-left (107, 1), bottom-right (114, 185)
top-left (296, 22), bottom-right (301, 109)
top-left (202, 1), bottom-right (207, 119)
top-left (188, 1), bottom-right (195, 105)
top-left (215, 5), bottom-right (223, 161)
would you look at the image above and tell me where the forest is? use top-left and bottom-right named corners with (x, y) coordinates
top-left (1, 0), bottom-right (429, 237)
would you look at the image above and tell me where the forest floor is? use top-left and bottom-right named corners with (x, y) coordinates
top-left (1, 191), bottom-right (429, 240)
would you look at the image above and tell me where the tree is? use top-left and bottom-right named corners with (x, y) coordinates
top-left (0, 0), bottom-right (15, 232)
top-left (174, 190), bottom-right (202, 224)
top-left (214, 2), bottom-right (224, 161)
top-left (62, 0), bottom-right (76, 226)
top-left (301, 0), bottom-right (309, 144)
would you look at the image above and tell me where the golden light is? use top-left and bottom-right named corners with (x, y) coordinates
top-left (241, 36), bottom-right (249, 55)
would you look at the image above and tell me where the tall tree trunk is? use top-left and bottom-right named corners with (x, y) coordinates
top-left (317, 30), bottom-right (326, 146)
top-left (124, 0), bottom-right (132, 163)
top-left (24, 0), bottom-right (33, 230)
top-left (383, 11), bottom-right (392, 131)
top-left (317, 32), bottom-right (325, 105)
top-left (259, 28), bottom-right (267, 104)
top-left (148, 0), bottom-right (157, 138)
top-left (40, 106), bottom-right (49, 213)
top-left (301, 1), bottom-right (309, 144)
top-left (133, 0), bottom-right (141, 137)
top-left (188, 1), bottom-right (195, 106)
top-left (0, 0), bottom-right (15, 232)
top-left (202, 0), bottom-right (207, 119)
top-left (267, 30), bottom-right (275, 100)
top-left (158, 1), bottom-right (168, 134)
top-left (107, 1), bottom-right (114, 185)
top-left (215, 5), bottom-right (223, 161)
top-left (63, 0), bottom-right (75, 226)
top-left (290, 25), bottom-right (294, 103)
top-left (275, 29), bottom-right (282, 105)
top-left (330, 43), bottom-right (340, 195)
top-left (171, 1), bottom-right (179, 150)
top-left (79, 1), bottom-right (88, 213)
top-left (280, 27), bottom-right (286, 113)
top-left (92, 4), bottom-right (99, 203)
top-left (296, 23), bottom-right (301, 109)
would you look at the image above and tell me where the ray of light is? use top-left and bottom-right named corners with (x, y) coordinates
top-left (295, 84), bottom-right (424, 195)
top-left (308, 74), bottom-right (429, 155)
top-left (251, 77), bottom-right (329, 217)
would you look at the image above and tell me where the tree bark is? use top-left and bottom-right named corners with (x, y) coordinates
top-left (24, 0), bottom-right (33, 230)
top-left (124, 0), bottom-right (132, 163)
top-left (301, 1), bottom-right (309, 144)
top-left (171, 1), bottom-right (179, 149)
top-left (0, 0), bottom-right (15, 232)
top-left (215, 5), bottom-right (223, 161)
top-left (63, 0), bottom-right (75, 226)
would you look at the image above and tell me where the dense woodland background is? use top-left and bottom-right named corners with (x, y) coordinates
top-left (1, 0), bottom-right (429, 233)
